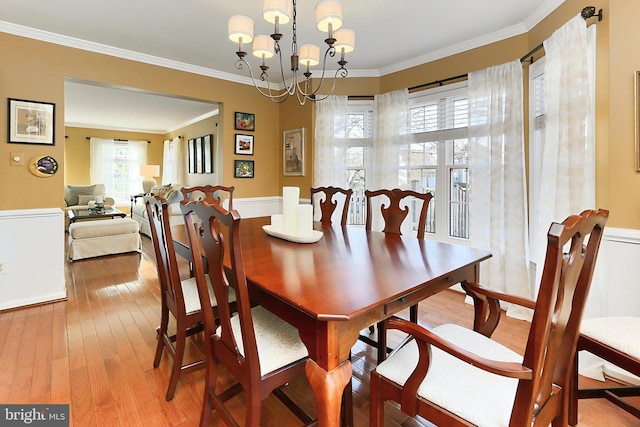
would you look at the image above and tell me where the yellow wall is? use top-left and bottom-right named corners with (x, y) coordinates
top-left (2, 0), bottom-right (640, 229)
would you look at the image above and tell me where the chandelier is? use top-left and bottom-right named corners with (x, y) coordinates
top-left (228, 0), bottom-right (355, 105)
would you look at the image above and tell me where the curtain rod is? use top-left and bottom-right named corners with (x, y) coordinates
top-left (86, 137), bottom-right (151, 143)
top-left (349, 6), bottom-right (603, 99)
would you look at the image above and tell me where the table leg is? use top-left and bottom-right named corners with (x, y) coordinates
top-left (305, 359), bottom-right (352, 427)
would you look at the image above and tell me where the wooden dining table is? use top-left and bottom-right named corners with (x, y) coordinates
top-left (172, 216), bottom-right (491, 427)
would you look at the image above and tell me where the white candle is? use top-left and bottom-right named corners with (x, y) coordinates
top-left (270, 214), bottom-right (283, 231)
top-left (296, 204), bottom-right (313, 237)
top-left (282, 187), bottom-right (299, 234)
top-left (95, 195), bottom-right (104, 204)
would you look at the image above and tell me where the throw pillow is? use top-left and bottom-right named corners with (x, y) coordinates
top-left (77, 194), bottom-right (97, 205)
top-left (65, 184), bottom-right (96, 206)
top-left (150, 184), bottom-right (175, 200)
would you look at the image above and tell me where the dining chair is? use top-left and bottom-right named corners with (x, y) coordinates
top-left (145, 194), bottom-right (235, 401)
top-left (370, 209), bottom-right (609, 427)
top-left (179, 200), bottom-right (317, 427)
top-left (569, 316), bottom-right (640, 424)
top-left (363, 188), bottom-right (434, 362)
top-left (180, 185), bottom-right (235, 210)
top-left (310, 186), bottom-right (353, 225)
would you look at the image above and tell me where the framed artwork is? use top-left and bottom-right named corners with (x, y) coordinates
top-left (202, 134), bottom-right (214, 173)
top-left (234, 159), bottom-right (254, 178)
top-left (188, 138), bottom-right (196, 173)
top-left (195, 137), bottom-right (203, 173)
top-left (234, 112), bottom-right (255, 131)
top-left (283, 128), bottom-right (305, 176)
top-left (234, 134), bottom-right (254, 155)
top-left (7, 98), bottom-right (55, 145)
top-left (636, 71), bottom-right (640, 171)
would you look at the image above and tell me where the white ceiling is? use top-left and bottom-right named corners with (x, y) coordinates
top-left (0, 0), bottom-right (565, 133)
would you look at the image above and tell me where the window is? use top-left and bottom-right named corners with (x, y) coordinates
top-left (90, 138), bottom-right (148, 204)
top-left (340, 85), bottom-right (470, 240)
top-left (405, 83), bottom-right (469, 240)
top-left (345, 101), bottom-right (373, 225)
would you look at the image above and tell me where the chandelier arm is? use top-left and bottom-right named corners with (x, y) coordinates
top-left (236, 58), bottom-right (291, 102)
top-left (295, 46), bottom-right (346, 99)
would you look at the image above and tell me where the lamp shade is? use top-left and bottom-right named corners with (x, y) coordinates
top-left (140, 164), bottom-right (160, 178)
top-left (253, 35), bottom-right (275, 59)
top-left (315, 0), bottom-right (343, 33)
top-left (299, 44), bottom-right (320, 67)
top-left (228, 15), bottom-right (254, 44)
top-left (333, 28), bottom-right (355, 53)
top-left (262, 0), bottom-right (291, 25)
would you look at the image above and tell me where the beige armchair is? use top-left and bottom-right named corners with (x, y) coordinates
top-left (64, 184), bottom-right (115, 210)
top-left (64, 184), bottom-right (115, 227)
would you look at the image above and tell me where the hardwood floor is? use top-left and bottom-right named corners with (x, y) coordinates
top-left (0, 235), bottom-right (638, 426)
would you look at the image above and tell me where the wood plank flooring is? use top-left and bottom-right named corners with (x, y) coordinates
top-left (0, 235), bottom-right (638, 426)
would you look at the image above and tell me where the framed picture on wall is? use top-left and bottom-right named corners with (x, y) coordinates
top-left (636, 70), bottom-right (640, 171)
top-left (7, 98), bottom-right (55, 145)
top-left (203, 134), bottom-right (214, 173)
top-left (234, 112), bottom-right (255, 131)
top-left (283, 128), bottom-right (304, 176)
top-left (188, 138), bottom-right (195, 173)
top-left (234, 159), bottom-right (254, 178)
top-left (195, 136), bottom-right (203, 173)
top-left (234, 134), bottom-right (254, 155)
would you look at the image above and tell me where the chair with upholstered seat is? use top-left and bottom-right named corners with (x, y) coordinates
top-left (370, 209), bottom-right (608, 427)
top-left (145, 194), bottom-right (235, 401)
top-left (180, 185), bottom-right (234, 210)
top-left (180, 199), bottom-right (317, 426)
top-left (569, 316), bottom-right (640, 424)
top-left (310, 186), bottom-right (353, 225)
top-left (363, 188), bottom-right (433, 362)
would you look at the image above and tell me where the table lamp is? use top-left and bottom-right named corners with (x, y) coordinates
top-left (140, 164), bottom-right (160, 193)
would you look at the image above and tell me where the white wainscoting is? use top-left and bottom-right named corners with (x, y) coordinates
top-left (584, 226), bottom-right (640, 319)
top-left (0, 208), bottom-right (66, 311)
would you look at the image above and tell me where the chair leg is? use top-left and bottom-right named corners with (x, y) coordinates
top-left (369, 371), bottom-right (384, 427)
top-left (200, 382), bottom-right (215, 427)
top-left (153, 306), bottom-right (169, 368)
top-left (410, 303), bottom-right (418, 323)
top-left (245, 391), bottom-right (262, 427)
top-left (569, 351), bottom-right (579, 425)
top-left (376, 320), bottom-right (387, 363)
top-left (166, 320), bottom-right (187, 401)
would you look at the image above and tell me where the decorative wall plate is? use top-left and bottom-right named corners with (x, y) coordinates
top-left (29, 155), bottom-right (58, 177)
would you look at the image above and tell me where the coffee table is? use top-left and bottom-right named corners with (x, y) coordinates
top-left (68, 206), bottom-right (127, 224)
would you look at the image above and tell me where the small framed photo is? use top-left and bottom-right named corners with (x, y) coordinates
top-left (234, 112), bottom-right (255, 131)
top-left (8, 98), bottom-right (55, 145)
top-left (234, 159), bottom-right (254, 178)
top-left (234, 134), bottom-right (254, 155)
top-left (283, 128), bottom-right (305, 176)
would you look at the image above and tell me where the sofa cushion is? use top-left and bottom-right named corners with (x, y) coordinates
top-left (65, 184), bottom-right (96, 206)
top-left (69, 218), bottom-right (139, 239)
top-left (78, 194), bottom-right (98, 205)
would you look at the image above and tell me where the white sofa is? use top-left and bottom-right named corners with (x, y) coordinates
top-left (131, 184), bottom-right (185, 237)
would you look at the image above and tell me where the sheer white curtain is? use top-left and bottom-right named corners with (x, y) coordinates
top-left (90, 138), bottom-right (148, 203)
top-left (162, 136), bottom-right (184, 185)
top-left (314, 95), bottom-right (348, 187)
top-left (468, 60), bottom-right (531, 319)
top-left (372, 89), bottom-right (409, 189)
top-left (533, 14), bottom-right (595, 296)
top-left (369, 90), bottom-right (410, 232)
